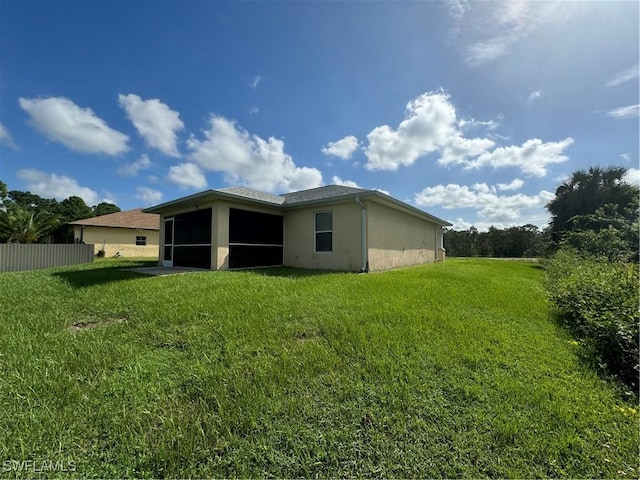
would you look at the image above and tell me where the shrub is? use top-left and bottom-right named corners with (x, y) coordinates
top-left (545, 249), bottom-right (639, 390)
top-left (96, 249), bottom-right (106, 258)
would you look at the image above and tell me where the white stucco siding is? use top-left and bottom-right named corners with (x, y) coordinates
top-left (366, 201), bottom-right (438, 271)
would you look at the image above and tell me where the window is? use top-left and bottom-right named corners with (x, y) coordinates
top-left (315, 211), bottom-right (333, 253)
top-left (136, 236), bottom-right (147, 246)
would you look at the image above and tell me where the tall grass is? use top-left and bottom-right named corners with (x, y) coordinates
top-left (0, 259), bottom-right (637, 478)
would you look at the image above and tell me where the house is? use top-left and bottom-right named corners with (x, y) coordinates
top-left (143, 185), bottom-right (451, 272)
top-left (68, 208), bottom-right (160, 257)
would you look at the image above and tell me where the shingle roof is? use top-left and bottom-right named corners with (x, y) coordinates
top-left (281, 185), bottom-right (370, 205)
top-left (68, 208), bottom-right (159, 230)
top-left (143, 184), bottom-right (451, 226)
top-left (215, 187), bottom-right (286, 205)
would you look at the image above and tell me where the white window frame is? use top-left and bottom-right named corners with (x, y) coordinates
top-left (314, 210), bottom-right (333, 253)
top-left (135, 235), bottom-right (147, 246)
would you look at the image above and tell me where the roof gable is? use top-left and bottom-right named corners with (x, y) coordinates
top-left (68, 208), bottom-right (159, 230)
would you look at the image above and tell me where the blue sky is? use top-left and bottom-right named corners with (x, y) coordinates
top-left (1, 1), bottom-right (638, 229)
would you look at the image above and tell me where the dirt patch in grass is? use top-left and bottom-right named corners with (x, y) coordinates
top-left (296, 328), bottom-right (325, 343)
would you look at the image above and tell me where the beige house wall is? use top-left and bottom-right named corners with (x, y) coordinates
top-left (366, 201), bottom-right (440, 271)
top-left (72, 225), bottom-right (159, 257)
top-left (284, 201), bottom-right (362, 271)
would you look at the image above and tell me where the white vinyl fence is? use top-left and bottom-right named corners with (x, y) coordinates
top-left (0, 244), bottom-right (94, 272)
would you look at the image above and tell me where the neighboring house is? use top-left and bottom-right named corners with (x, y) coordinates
top-left (143, 185), bottom-right (451, 272)
top-left (68, 208), bottom-right (160, 257)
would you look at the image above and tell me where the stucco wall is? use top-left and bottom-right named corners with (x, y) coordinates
top-left (72, 225), bottom-right (159, 257)
top-left (366, 200), bottom-right (439, 271)
top-left (283, 201), bottom-right (362, 271)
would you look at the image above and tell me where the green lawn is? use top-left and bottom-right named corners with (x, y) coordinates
top-left (0, 259), bottom-right (637, 478)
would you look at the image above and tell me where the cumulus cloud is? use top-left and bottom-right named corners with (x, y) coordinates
top-left (364, 91), bottom-right (495, 171)
top-left (466, 137), bottom-right (573, 177)
top-left (415, 182), bottom-right (554, 223)
top-left (118, 94), bottom-right (184, 157)
top-left (605, 104), bottom-right (640, 119)
top-left (331, 176), bottom-right (360, 188)
top-left (0, 123), bottom-right (18, 149)
top-left (168, 162), bottom-right (208, 189)
top-left (135, 186), bottom-right (163, 206)
top-left (605, 65), bottom-right (639, 88)
top-left (187, 115), bottom-right (322, 193)
top-left (17, 168), bottom-right (99, 205)
top-left (19, 97), bottom-right (129, 155)
top-left (322, 136), bottom-right (360, 160)
top-left (496, 178), bottom-right (524, 191)
top-left (624, 168), bottom-right (640, 186)
top-left (117, 154), bottom-right (152, 176)
top-left (359, 90), bottom-right (570, 177)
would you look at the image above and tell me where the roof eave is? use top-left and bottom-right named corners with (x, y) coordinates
top-left (284, 190), bottom-right (452, 226)
top-left (142, 189), bottom-right (284, 214)
top-left (369, 191), bottom-right (453, 226)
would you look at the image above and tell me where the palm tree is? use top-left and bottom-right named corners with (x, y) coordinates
top-left (547, 166), bottom-right (639, 243)
top-left (0, 206), bottom-right (60, 243)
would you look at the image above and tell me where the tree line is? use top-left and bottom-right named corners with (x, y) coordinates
top-left (444, 225), bottom-right (549, 258)
top-left (0, 180), bottom-right (121, 243)
top-left (445, 166), bottom-right (638, 261)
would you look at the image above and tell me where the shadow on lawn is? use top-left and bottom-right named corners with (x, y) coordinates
top-left (54, 262), bottom-right (156, 288)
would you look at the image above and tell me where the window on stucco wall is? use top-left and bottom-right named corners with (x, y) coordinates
top-left (314, 211), bottom-right (333, 253)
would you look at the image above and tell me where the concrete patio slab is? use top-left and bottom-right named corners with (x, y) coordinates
top-left (127, 266), bottom-right (208, 276)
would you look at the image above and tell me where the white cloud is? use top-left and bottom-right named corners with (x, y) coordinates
top-left (528, 90), bottom-right (541, 101)
top-left (624, 168), bottom-right (640, 186)
top-left (17, 168), bottom-right (99, 205)
top-left (620, 153), bottom-right (630, 161)
top-left (187, 115), bottom-right (322, 193)
top-left (168, 162), bottom-right (208, 189)
top-left (605, 65), bottom-right (639, 88)
top-left (451, 1), bottom-right (561, 66)
top-left (605, 104), bottom-right (640, 119)
top-left (359, 90), bottom-right (570, 177)
top-left (496, 178), bottom-right (524, 191)
top-left (118, 94), bottom-right (184, 157)
top-left (250, 75), bottom-right (262, 88)
top-left (458, 118), bottom-right (498, 130)
top-left (0, 123), bottom-right (18, 149)
top-left (322, 136), bottom-right (359, 160)
top-left (249, 106), bottom-right (259, 115)
top-left (117, 154), bottom-right (152, 176)
top-left (19, 97), bottom-right (129, 155)
top-left (331, 176), bottom-right (360, 188)
top-left (135, 186), bottom-right (163, 206)
top-left (466, 137), bottom-right (573, 177)
top-left (364, 91), bottom-right (494, 171)
top-left (415, 182), bottom-right (554, 223)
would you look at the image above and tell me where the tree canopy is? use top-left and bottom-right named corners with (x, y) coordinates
top-left (0, 206), bottom-right (61, 243)
top-left (0, 185), bottom-right (122, 243)
top-left (546, 166), bottom-right (638, 244)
